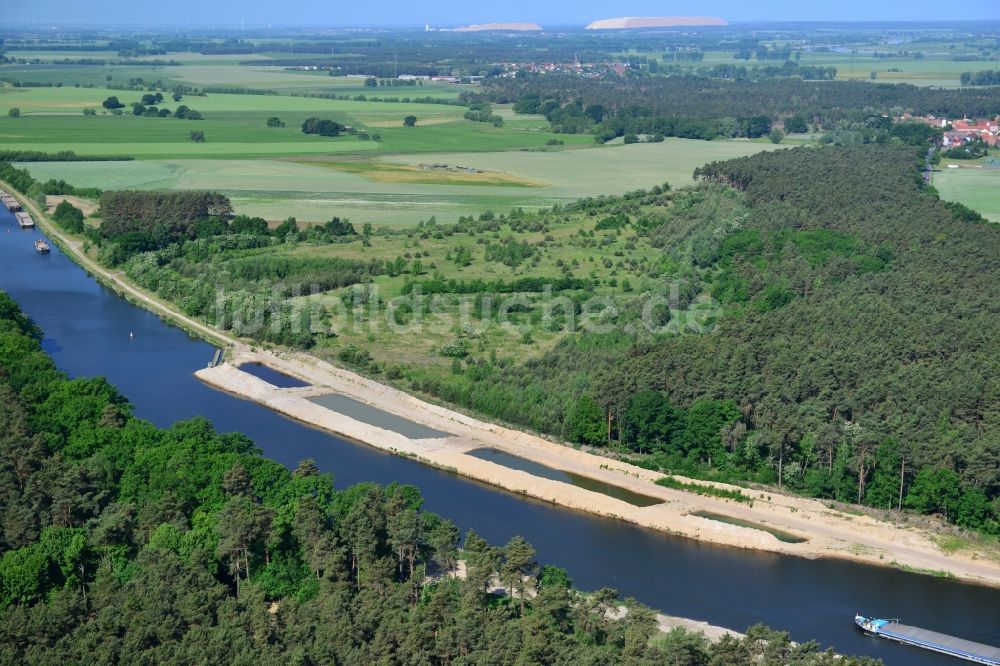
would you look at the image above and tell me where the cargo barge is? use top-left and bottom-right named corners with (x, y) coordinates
top-left (855, 615), bottom-right (1000, 665)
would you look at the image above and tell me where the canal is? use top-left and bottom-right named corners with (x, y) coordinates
top-left (1, 217), bottom-right (997, 665)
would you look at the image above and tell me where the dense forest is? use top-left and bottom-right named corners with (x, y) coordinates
top-left (0, 293), bottom-right (881, 665)
top-left (483, 75), bottom-right (1000, 140)
top-left (417, 145), bottom-right (999, 534)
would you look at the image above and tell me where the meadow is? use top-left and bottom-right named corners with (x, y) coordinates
top-left (110, 182), bottom-right (743, 380)
top-left (934, 166), bottom-right (1000, 222)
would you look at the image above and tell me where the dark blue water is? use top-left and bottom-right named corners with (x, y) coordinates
top-left (239, 362), bottom-right (311, 388)
top-left (1, 217), bottom-right (998, 665)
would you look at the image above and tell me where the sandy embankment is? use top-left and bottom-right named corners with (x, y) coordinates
top-left (197, 346), bottom-right (1000, 588)
top-left (453, 23), bottom-right (543, 32)
top-left (586, 17), bottom-right (728, 30)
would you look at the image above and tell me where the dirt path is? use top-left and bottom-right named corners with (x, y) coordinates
top-left (9, 179), bottom-right (998, 588)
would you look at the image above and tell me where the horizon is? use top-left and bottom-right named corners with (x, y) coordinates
top-left (7, 19), bottom-right (1000, 28)
top-left (5, 1), bottom-right (1000, 28)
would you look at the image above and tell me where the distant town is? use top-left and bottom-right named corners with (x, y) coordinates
top-left (900, 113), bottom-right (1000, 147)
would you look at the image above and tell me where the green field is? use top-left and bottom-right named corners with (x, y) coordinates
top-left (1, 54), bottom-right (468, 97)
top-left (19, 139), bottom-right (778, 225)
top-left (653, 42), bottom-right (1000, 88)
top-left (0, 86), bottom-right (592, 159)
top-left (3, 56), bottom-right (778, 225)
top-left (934, 167), bottom-right (1000, 222)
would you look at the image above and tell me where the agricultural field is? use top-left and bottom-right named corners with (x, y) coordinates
top-left (1, 49), bottom-right (468, 96)
top-left (2, 43), bottom-right (785, 225)
top-left (0, 85), bottom-right (594, 161)
top-left (934, 165), bottom-right (1000, 222)
top-left (646, 39), bottom-right (1000, 87)
top-left (19, 139), bottom-right (779, 225)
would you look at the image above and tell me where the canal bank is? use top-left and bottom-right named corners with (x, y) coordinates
top-left (198, 346), bottom-right (1000, 588)
top-left (1, 195), bottom-right (998, 666)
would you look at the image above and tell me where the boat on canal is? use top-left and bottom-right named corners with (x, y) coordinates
top-left (34, 239), bottom-right (50, 254)
top-left (855, 614), bottom-right (1000, 665)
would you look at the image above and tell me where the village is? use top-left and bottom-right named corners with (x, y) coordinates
top-left (900, 112), bottom-right (1000, 147)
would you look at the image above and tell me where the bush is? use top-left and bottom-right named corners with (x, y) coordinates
top-left (656, 476), bottom-right (750, 503)
top-left (784, 115), bottom-right (808, 133)
top-left (440, 338), bottom-right (470, 358)
top-left (301, 117), bottom-right (344, 136)
top-left (51, 200), bottom-right (85, 233)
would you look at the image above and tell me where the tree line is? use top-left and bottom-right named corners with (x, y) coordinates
top-left (485, 75), bottom-right (1000, 141)
top-left (0, 162), bottom-right (102, 203)
top-left (960, 70), bottom-right (1000, 86)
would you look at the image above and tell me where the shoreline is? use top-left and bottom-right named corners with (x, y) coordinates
top-left (6, 179), bottom-right (1000, 589)
top-left (198, 348), bottom-right (1000, 588)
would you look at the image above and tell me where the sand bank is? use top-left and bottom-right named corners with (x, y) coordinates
top-left (197, 347), bottom-right (1000, 588)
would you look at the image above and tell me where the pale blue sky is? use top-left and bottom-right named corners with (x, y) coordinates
top-left (6, 0), bottom-right (1000, 27)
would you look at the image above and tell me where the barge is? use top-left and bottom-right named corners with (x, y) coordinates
top-left (855, 615), bottom-right (1000, 665)
top-left (1, 195), bottom-right (21, 212)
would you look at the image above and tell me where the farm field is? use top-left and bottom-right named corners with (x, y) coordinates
top-left (662, 43), bottom-right (999, 87)
top-left (19, 139), bottom-right (779, 225)
top-left (165, 65), bottom-right (467, 98)
top-left (0, 86), bottom-right (588, 159)
top-left (1, 51), bottom-right (469, 96)
top-left (934, 166), bottom-right (1000, 222)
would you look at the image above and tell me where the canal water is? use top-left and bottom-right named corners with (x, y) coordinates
top-left (1, 217), bottom-right (997, 665)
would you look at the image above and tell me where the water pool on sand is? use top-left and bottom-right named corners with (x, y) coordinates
top-left (692, 510), bottom-right (808, 544)
top-left (308, 393), bottom-right (449, 440)
top-left (467, 447), bottom-right (664, 508)
top-left (238, 362), bottom-right (310, 388)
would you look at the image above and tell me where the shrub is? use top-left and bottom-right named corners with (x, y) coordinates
top-left (51, 200), bottom-right (85, 233)
top-left (301, 117), bottom-right (344, 136)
